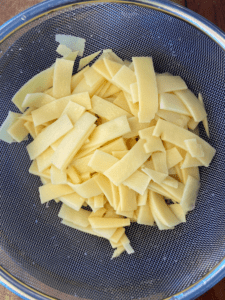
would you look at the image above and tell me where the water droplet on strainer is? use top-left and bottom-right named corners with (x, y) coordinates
top-left (19, 48), bottom-right (22, 51)
top-left (21, 15), bottom-right (27, 21)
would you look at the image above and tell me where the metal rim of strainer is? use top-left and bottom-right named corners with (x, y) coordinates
top-left (0, 1), bottom-right (224, 300)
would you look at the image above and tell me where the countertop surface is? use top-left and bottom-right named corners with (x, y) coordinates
top-left (0, 0), bottom-right (224, 299)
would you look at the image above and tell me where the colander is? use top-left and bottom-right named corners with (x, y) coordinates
top-left (0, 1), bottom-right (225, 299)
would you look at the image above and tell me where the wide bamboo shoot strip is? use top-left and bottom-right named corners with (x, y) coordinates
top-left (104, 139), bottom-right (151, 186)
top-left (27, 114), bottom-right (73, 159)
top-left (52, 112), bottom-right (97, 170)
top-left (133, 57), bottom-right (158, 123)
top-left (13, 66), bottom-right (54, 112)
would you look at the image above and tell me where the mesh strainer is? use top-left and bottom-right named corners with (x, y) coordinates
top-left (0, 1), bottom-right (225, 299)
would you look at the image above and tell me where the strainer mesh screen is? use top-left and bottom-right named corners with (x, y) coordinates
top-left (0, 2), bottom-right (225, 300)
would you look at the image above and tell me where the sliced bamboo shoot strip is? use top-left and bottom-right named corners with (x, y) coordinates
top-left (91, 95), bottom-right (131, 120)
top-left (7, 118), bottom-right (29, 142)
top-left (184, 139), bottom-right (204, 158)
top-left (52, 112), bottom-right (97, 170)
top-left (112, 65), bottom-right (136, 94)
top-left (103, 58), bottom-right (122, 77)
top-left (137, 189), bottom-right (148, 206)
top-left (50, 165), bottom-right (67, 184)
top-left (24, 121), bottom-right (36, 139)
top-left (84, 67), bottom-right (104, 87)
top-left (156, 109), bottom-right (190, 128)
top-left (94, 194), bottom-right (105, 208)
top-left (71, 154), bottom-right (94, 174)
top-left (137, 201), bottom-right (154, 225)
top-left (36, 147), bottom-right (55, 172)
top-left (61, 101), bottom-right (86, 124)
top-left (119, 185), bottom-right (137, 211)
top-left (133, 57), bottom-right (158, 123)
top-left (88, 150), bottom-right (118, 173)
top-left (53, 58), bottom-right (74, 98)
top-left (72, 76), bottom-right (105, 97)
top-left (71, 66), bottom-right (89, 91)
top-left (68, 178), bottom-right (102, 198)
top-left (111, 150), bottom-right (128, 160)
top-left (181, 152), bottom-right (204, 169)
top-left (170, 204), bottom-right (186, 222)
top-left (181, 166), bottom-right (200, 184)
top-left (94, 174), bottom-right (114, 207)
top-left (166, 147), bottom-right (183, 169)
top-left (123, 117), bottom-right (151, 139)
top-left (32, 94), bottom-right (88, 126)
top-left (27, 114), bottom-right (73, 160)
top-left (160, 181), bottom-right (185, 203)
top-left (139, 126), bottom-right (165, 153)
top-left (156, 74), bottom-right (187, 94)
top-left (89, 207), bottom-right (106, 218)
top-left (13, 66), bottom-right (54, 112)
top-left (58, 204), bottom-right (90, 227)
top-left (82, 115), bottom-right (131, 150)
top-left (89, 217), bottom-right (130, 228)
top-left (103, 83), bottom-right (121, 98)
top-left (153, 119), bottom-right (216, 167)
top-left (142, 168), bottom-right (168, 184)
top-left (67, 166), bottom-right (81, 184)
top-left (111, 246), bottom-right (125, 259)
top-left (104, 139), bottom-right (151, 186)
top-left (0, 112), bottom-right (22, 143)
top-left (160, 93), bottom-right (191, 116)
top-left (162, 176), bottom-right (179, 188)
top-left (61, 220), bottom-right (99, 236)
top-left (78, 50), bottom-right (101, 70)
top-left (148, 181), bottom-right (179, 203)
top-left (180, 175), bottom-right (200, 213)
top-left (152, 152), bottom-right (168, 175)
top-left (29, 160), bottom-right (51, 179)
top-left (22, 93), bottom-right (55, 108)
top-left (175, 89), bottom-right (207, 122)
top-left (110, 228), bottom-right (125, 244)
top-left (113, 92), bottom-right (132, 114)
top-left (92, 59), bottom-right (112, 81)
top-left (123, 170), bottom-right (150, 195)
top-left (59, 193), bottom-right (85, 211)
top-left (130, 82), bottom-right (139, 103)
top-left (39, 183), bottom-right (74, 204)
top-left (149, 191), bottom-right (180, 227)
top-left (92, 227), bottom-right (117, 240)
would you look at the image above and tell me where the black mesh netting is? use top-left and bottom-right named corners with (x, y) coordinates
top-left (0, 2), bottom-right (225, 300)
